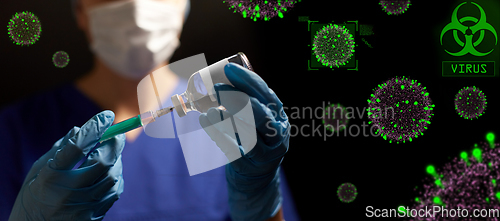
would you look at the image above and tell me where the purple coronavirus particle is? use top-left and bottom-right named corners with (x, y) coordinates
top-left (367, 76), bottom-right (434, 144)
top-left (405, 133), bottom-right (499, 220)
top-left (312, 24), bottom-right (356, 69)
top-left (7, 11), bottom-right (42, 46)
top-left (379, 0), bottom-right (411, 15)
top-left (455, 86), bottom-right (487, 120)
top-left (322, 103), bottom-right (349, 132)
top-left (52, 51), bottom-right (70, 68)
top-left (223, 0), bottom-right (299, 21)
top-left (337, 182), bottom-right (358, 203)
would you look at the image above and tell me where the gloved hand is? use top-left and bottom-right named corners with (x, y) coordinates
top-left (9, 110), bottom-right (125, 221)
top-left (199, 63), bottom-right (290, 221)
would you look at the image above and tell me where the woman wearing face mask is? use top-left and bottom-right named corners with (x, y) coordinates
top-left (1, 0), bottom-right (299, 220)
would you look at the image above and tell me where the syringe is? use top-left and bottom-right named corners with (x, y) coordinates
top-left (98, 106), bottom-right (174, 143)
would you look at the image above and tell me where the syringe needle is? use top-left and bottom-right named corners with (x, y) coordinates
top-left (156, 106), bottom-right (174, 118)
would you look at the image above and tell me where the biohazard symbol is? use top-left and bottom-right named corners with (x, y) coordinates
top-left (440, 2), bottom-right (497, 56)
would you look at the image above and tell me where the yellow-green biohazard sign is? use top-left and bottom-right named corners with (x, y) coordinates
top-left (441, 1), bottom-right (499, 77)
top-left (441, 2), bottom-right (497, 56)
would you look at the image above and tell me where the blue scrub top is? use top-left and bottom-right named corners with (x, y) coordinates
top-left (0, 78), bottom-right (299, 220)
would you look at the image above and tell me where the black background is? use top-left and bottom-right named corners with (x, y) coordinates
top-left (1, 0), bottom-right (499, 220)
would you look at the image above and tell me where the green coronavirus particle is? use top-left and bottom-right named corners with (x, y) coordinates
top-left (379, 0), bottom-right (411, 15)
top-left (52, 51), bottom-right (70, 68)
top-left (223, 0), bottom-right (299, 21)
top-left (337, 183), bottom-right (358, 203)
top-left (367, 76), bottom-right (435, 144)
top-left (7, 11), bottom-right (42, 46)
top-left (408, 133), bottom-right (500, 220)
top-left (322, 103), bottom-right (349, 132)
top-left (454, 86), bottom-right (487, 120)
top-left (312, 24), bottom-right (355, 68)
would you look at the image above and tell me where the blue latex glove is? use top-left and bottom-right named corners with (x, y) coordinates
top-left (199, 63), bottom-right (290, 221)
top-left (9, 110), bottom-right (125, 221)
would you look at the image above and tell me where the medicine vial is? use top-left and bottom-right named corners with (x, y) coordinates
top-left (171, 52), bottom-right (253, 117)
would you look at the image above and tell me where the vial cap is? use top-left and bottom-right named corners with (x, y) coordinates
top-left (171, 94), bottom-right (187, 117)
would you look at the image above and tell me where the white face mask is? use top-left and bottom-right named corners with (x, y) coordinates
top-left (88, 0), bottom-right (184, 80)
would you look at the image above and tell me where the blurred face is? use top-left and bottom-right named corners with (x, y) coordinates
top-left (76, 0), bottom-right (187, 42)
top-left (80, 0), bottom-right (185, 11)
